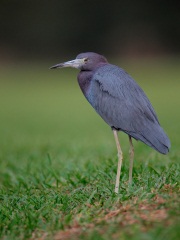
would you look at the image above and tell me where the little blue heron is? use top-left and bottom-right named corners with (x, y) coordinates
top-left (50, 52), bottom-right (170, 193)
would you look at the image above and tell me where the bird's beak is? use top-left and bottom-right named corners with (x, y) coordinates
top-left (50, 58), bottom-right (85, 70)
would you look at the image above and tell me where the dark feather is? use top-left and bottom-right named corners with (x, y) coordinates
top-left (85, 64), bottom-right (170, 154)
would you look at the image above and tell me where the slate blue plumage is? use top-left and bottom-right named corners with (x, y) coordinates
top-left (50, 52), bottom-right (170, 193)
top-left (76, 53), bottom-right (170, 154)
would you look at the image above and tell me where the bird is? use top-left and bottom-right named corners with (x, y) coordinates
top-left (50, 52), bottom-right (170, 193)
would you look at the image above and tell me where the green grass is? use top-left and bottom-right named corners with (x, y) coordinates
top-left (0, 58), bottom-right (179, 239)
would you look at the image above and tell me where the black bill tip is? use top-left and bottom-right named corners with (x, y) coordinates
top-left (49, 65), bottom-right (58, 70)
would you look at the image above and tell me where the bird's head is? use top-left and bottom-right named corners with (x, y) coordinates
top-left (50, 52), bottom-right (108, 71)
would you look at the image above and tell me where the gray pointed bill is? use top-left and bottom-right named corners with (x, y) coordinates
top-left (50, 58), bottom-right (85, 70)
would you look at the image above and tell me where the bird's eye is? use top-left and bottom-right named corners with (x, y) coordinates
top-left (84, 58), bottom-right (88, 62)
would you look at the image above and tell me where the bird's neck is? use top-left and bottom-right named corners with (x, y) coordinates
top-left (78, 63), bottom-right (108, 96)
top-left (77, 71), bottom-right (93, 96)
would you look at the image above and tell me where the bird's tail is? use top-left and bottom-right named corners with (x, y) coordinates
top-left (127, 123), bottom-right (170, 154)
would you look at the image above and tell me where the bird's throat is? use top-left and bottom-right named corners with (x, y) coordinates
top-left (77, 71), bottom-right (93, 96)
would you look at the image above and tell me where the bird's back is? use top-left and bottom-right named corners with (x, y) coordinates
top-left (84, 64), bottom-right (170, 154)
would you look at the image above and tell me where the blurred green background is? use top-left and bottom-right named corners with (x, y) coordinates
top-left (0, 1), bottom-right (180, 239)
top-left (0, 0), bottom-right (180, 162)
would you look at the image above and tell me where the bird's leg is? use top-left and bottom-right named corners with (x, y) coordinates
top-left (128, 136), bottom-right (134, 185)
top-left (113, 129), bottom-right (123, 194)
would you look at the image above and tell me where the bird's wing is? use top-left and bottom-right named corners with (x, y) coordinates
top-left (90, 64), bottom-right (159, 130)
top-left (89, 64), bottom-right (170, 154)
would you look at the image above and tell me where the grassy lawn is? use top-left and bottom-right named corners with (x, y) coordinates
top-left (0, 58), bottom-right (179, 239)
